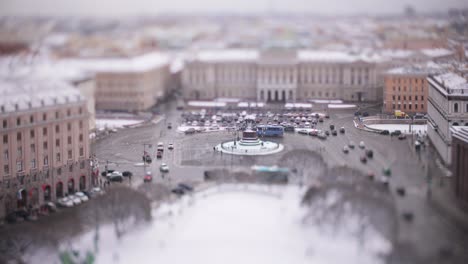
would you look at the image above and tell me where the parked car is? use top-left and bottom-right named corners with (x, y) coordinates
top-left (308, 130), bottom-right (318, 136)
top-left (380, 130), bottom-right (390, 135)
top-left (317, 132), bottom-right (327, 140)
top-left (398, 134), bottom-right (407, 140)
top-left (362, 112), bottom-right (369, 117)
top-left (160, 163), bottom-right (170, 173)
top-left (318, 118), bottom-right (324, 123)
top-left (144, 171), bottom-right (153, 183)
top-left (391, 130), bottom-right (402, 136)
top-left (354, 111), bottom-right (362, 116)
top-left (168, 143), bottom-right (174, 150)
top-left (57, 197), bottom-right (74, 208)
top-left (366, 149), bottom-right (374, 158)
top-left (143, 154), bottom-right (152, 163)
top-left (178, 183), bottom-right (194, 192)
top-left (359, 141), bottom-right (365, 149)
top-left (69, 195), bottom-right (82, 205)
top-left (343, 146), bottom-right (350, 154)
top-left (75, 192), bottom-right (89, 203)
top-left (89, 187), bottom-right (104, 197)
top-left (46, 202), bottom-right (58, 213)
top-left (348, 141), bottom-right (355, 149)
top-left (339, 127), bottom-right (345, 134)
top-left (185, 128), bottom-right (196, 134)
top-left (298, 129), bottom-right (308, 135)
top-left (171, 187), bottom-right (185, 195)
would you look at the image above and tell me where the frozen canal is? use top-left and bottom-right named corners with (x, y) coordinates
top-left (47, 184), bottom-right (391, 264)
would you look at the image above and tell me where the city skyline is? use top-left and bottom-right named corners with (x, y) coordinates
top-left (1, 0), bottom-right (468, 17)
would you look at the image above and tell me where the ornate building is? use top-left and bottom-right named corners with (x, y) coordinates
top-left (0, 79), bottom-right (90, 220)
top-left (182, 49), bottom-right (382, 103)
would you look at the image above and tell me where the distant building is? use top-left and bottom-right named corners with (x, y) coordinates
top-left (0, 79), bottom-right (90, 221)
top-left (451, 126), bottom-right (468, 206)
top-left (427, 72), bottom-right (468, 164)
top-left (182, 49), bottom-right (382, 102)
top-left (383, 63), bottom-right (443, 114)
top-left (62, 52), bottom-right (171, 112)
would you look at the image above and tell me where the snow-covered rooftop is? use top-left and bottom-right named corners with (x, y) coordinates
top-left (386, 62), bottom-right (444, 75)
top-left (420, 48), bottom-right (454, 58)
top-left (196, 49), bottom-right (259, 62)
top-left (60, 52), bottom-right (170, 73)
top-left (428, 72), bottom-right (468, 96)
top-left (298, 50), bottom-right (381, 63)
top-left (0, 78), bottom-right (85, 114)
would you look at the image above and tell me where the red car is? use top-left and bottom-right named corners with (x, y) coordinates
top-left (144, 171), bottom-right (152, 183)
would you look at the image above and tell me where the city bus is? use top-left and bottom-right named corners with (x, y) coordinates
top-left (256, 125), bottom-right (284, 137)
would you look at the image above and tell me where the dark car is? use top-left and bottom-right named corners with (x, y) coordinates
top-left (171, 187), bottom-right (185, 195)
top-left (101, 169), bottom-right (115, 177)
top-left (325, 131), bottom-right (330, 136)
top-left (391, 130), bottom-right (402, 136)
top-left (339, 127), bottom-right (345, 134)
top-left (178, 183), bottom-right (194, 192)
top-left (284, 126), bottom-right (295, 132)
top-left (360, 155), bottom-right (367, 163)
top-left (143, 154), bottom-right (152, 163)
top-left (362, 112), bottom-right (369, 117)
top-left (332, 130), bottom-right (338, 136)
top-left (354, 111), bottom-right (362, 116)
top-left (167, 123), bottom-right (172, 129)
top-left (122, 171), bottom-right (133, 177)
top-left (366, 149), bottom-right (374, 158)
top-left (185, 128), bottom-right (196, 134)
top-left (156, 151), bottom-right (163, 159)
top-left (308, 130), bottom-right (318, 136)
top-left (329, 124), bottom-right (335, 130)
top-left (108, 174), bottom-right (124, 183)
top-left (380, 130), bottom-right (390, 135)
top-left (398, 134), bottom-right (407, 140)
top-left (6, 212), bottom-right (18, 223)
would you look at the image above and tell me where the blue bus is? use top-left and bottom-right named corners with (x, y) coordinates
top-left (256, 125), bottom-right (284, 137)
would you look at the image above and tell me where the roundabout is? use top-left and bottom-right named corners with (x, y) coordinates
top-left (215, 127), bottom-right (284, 156)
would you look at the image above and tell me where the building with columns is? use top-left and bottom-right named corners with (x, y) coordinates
top-left (427, 72), bottom-right (468, 165)
top-left (0, 79), bottom-right (90, 221)
top-left (182, 49), bottom-right (382, 103)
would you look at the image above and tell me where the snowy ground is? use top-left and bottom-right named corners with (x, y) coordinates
top-left (328, 104), bottom-right (357, 109)
top-left (95, 119), bottom-right (145, 130)
top-left (366, 124), bottom-right (427, 134)
top-left (216, 140), bottom-right (284, 155)
top-left (40, 184), bottom-right (391, 264)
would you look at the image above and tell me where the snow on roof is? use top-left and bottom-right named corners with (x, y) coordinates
top-left (429, 72), bottom-right (468, 96)
top-left (196, 49), bottom-right (259, 62)
top-left (310, 99), bottom-right (343, 104)
top-left (451, 126), bottom-right (468, 142)
top-left (420, 48), bottom-right (454, 58)
top-left (386, 62), bottom-right (444, 75)
top-left (297, 50), bottom-right (380, 63)
top-left (379, 49), bottom-right (415, 59)
top-left (60, 52), bottom-right (170, 73)
top-left (0, 78), bottom-right (85, 114)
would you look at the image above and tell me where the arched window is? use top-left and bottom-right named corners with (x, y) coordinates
top-left (453, 122), bottom-right (459, 126)
top-left (454, 103), bottom-right (459, 113)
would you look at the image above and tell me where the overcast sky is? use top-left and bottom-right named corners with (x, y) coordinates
top-left (1, 0), bottom-right (467, 17)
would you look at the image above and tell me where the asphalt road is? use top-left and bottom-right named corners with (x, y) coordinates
top-left (92, 101), bottom-right (468, 264)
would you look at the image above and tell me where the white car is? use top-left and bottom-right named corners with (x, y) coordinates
top-left (160, 163), bottom-right (170, 173)
top-left (343, 146), bottom-right (350, 154)
top-left (168, 143), bottom-right (174, 150)
top-left (69, 195), bottom-right (82, 205)
top-left (75, 192), bottom-right (89, 202)
top-left (57, 197), bottom-right (74, 208)
top-left (359, 141), bottom-right (365, 149)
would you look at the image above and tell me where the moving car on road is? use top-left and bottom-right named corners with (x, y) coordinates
top-left (366, 149), bottom-right (374, 158)
top-left (360, 155), bottom-right (367, 163)
top-left (343, 146), bottom-right (350, 154)
top-left (398, 134), bottom-right (407, 140)
top-left (107, 171), bottom-right (124, 182)
top-left (332, 130), bottom-right (338, 136)
top-left (329, 124), bottom-right (335, 130)
top-left (348, 141), bottom-right (355, 149)
top-left (359, 141), bottom-right (365, 149)
top-left (157, 151), bottom-right (163, 159)
top-left (380, 130), bottom-right (390, 135)
top-left (168, 143), bottom-right (174, 150)
top-left (144, 171), bottom-right (153, 183)
top-left (340, 127), bottom-right (345, 134)
top-left (160, 163), bottom-right (170, 173)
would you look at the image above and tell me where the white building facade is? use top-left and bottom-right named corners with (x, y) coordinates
top-left (427, 72), bottom-right (468, 164)
top-left (182, 49), bottom-right (382, 103)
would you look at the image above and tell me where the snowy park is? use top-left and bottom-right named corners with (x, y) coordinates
top-left (44, 185), bottom-right (391, 264)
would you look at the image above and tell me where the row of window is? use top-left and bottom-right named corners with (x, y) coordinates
top-left (453, 102), bottom-right (468, 113)
top-left (3, 160), bottom-right (86, 179)
top-left (392, 95), bottom-right (425, 101)
top-left (391, 86), bottom-right (425, 93)
top-left (2, 108), bottom-right (83, 129)
top-left (391, 103), bottom-right (425, 110)
top-left (390, 78), bottom-right (426, 84)
top-left (2, 122), bottom-right (83, 145)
